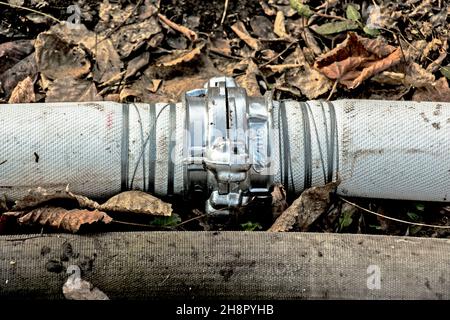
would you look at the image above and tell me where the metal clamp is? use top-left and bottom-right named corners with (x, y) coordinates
top-left (183, 77), bottom-right (273, 215)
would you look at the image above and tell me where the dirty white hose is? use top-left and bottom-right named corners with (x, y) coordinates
top-left (276, 99), bottom-right (450, 202)
top-left (0, 102), bottom-right (185, 200)
top-left (0, 99), bottom-right (449, 202)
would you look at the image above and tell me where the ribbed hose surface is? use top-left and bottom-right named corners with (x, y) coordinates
top-left (0, 102), bottom-right (185, 200)
top-left (1, 100), bottom-right (449, 202)
top-left (278, 99), bottom-right (450, 202)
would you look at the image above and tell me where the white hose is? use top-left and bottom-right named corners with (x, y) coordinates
top-left (0, 102), bottom-right (185, 200)
top-left (0, 99), bottom-right (449, 202)
top-left (279, 99), bottom-right (450, 202)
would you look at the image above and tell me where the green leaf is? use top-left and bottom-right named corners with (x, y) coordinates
top-left (312, 20), bottom-right (359, 35)
top-left (338, 210), bottom-right (353, 231)
top-left (346, 4), bottom-right (361, 22)
top-left (290, 0), bottom-right (314, 18)
top-left (363, 25), bottom-right (380, 36)
top-left (150, 214), bottom-right (181, 227)
top-left (440, 65), bottom-right (450, 79)
top-left (415, 203), bottom-right (425, 212)
top-left (408, 225), bottom-right (422, 235)
top-left (406, 211), bottom-right (421, 222)
top-left (241, 221), bottom-right (262, 231)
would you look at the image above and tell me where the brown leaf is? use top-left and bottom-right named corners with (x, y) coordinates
top-left (259, 0), bottom-right (277, 16)
top-left (0, 53), bottom-right (37, 99)
top-left (119, 87), bottom-right (142, 102)
top-left (8, 76), bottom-right (35, 103)
top-left (301, 28), bottom-right (322, 56)
top-left (274, 48), bottom-right (332, 99)
top-left (274, 11), bottom-right (289, 38)
top-left (231, 21), bottom-right (261, 51)
top-left (426, 39), bottom-right (448, 73)
top-left (156, 43), bottom-right (205, 67)
top-left (48, 23), bottom-right (123, 85)
top-left (125, 52), bottom-right (150, 80)
top-left (18, 207), bottom-right (112, 233)
top-left (110, 17), bottom-right (162, 58)
top-left (371, 62), bottom-right (435, 88)
top-left (271, 184), bottom-right (288, 220)
top-left (268, 182), bottom-right (339, 232)
top-left (158, 13), bottom-right (198, 42)
top-left (46, 77), bottom-right (102, 102)
top-left (235, 59), bottom-right (261, 96)
top-left (0, 40), bottom-right (34, 74)
top-left (210, 38), bottom-right (233, 56)
top-left (413, 77), bottom-right (450, 102)
top-left (97, 1), bottom-right (162, 58)
top-left (13, 187), bottom-right (100, 211)
top-left (314, 32), bottom-right (402, 89)
top-left (35, 33), bottom-right (91, 80)
top-left (148, 79), bottom-right (162, 93)
top-left (250, 16), bottom-right (276, 39)
top-left (157, 74), bottom-right (215, 102)
top-left (99, 191), bottom-right (172, 216)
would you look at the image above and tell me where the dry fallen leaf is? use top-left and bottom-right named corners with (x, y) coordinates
top-left (157, 74), bottom-right (216, 102)
top-left (274, 11), bottom-right (289, 38)
top-left (99, 191), bottom-right (172, 216)
top-left (8, 76), bottom-right (35, 103)
top-left (125, 52), bottom-right (150, 80)
top-left (13, 187), bottom-right (172, 219)
top-left (231, 21), bottom-right (261, 51)
top-left (46, 77), bottom-right (102, 102)
top-left (47, 23), bottom-right (123, 85)
top-left (148, 79), bottom-right (162, 93)
top-left (210, 38), bottom-right (233, 57)
top-left (371, 62), bottom-right (435, 88)
top-left (0, 53), bottom-right (37, 100)
top-left (236, 58), bottom-right (262, 96)
top-left (96, 2), bottom-right (162, 59)
top-left (13, 187), bottom-right (100, 211)
top-left (271, 184), bottom-right (288, 220)
top-left (314, 32), bottom-right (402, 89)
top-left (412, 77), bottom-right (450, 102)
top-left (0, 40), bottom-right (35, 74)
top-left (269, 182), bottom-right (339, 232)
top-left (250, 15), bottom-right (276, 39)
top-left (109, 17), bottom-right (162, 58)
top-left (17, 207), bottom-right (112, 233)
top-left (35, 32), bottom-right (91, 80)
top-left (272, 47), bottom-right (332, 99)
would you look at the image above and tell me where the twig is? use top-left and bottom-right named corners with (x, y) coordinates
top-left (340, 197), bottom-right (450, 229)
top-left (4, 234), bottom-right (67, 242)
top-left (220, 0), bottom-right (229, 25)
top-left (326, 80), bottom-right (338, 101)
top-left (158, 13), bottom-right (198, 42)
top-left (112, 219), bottom-right (156, 228)
top-left (173, 213), bottom-right (208, 228)
top-left (0, 1), bottom-right (62, 23)
top-left (314, 12), bottom-right (348, 22)
top-left (260, 41), bottom-right (297, 67)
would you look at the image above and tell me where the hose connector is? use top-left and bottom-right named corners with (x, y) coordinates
top-left (183, 77), bottom-right (274, 215)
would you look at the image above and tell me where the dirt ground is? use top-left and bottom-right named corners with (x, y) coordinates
top-left (0, 0), bottom-right (449, 236)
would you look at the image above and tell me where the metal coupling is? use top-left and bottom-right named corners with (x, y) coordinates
top-left (183, 77), bottom-right (274, 215)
